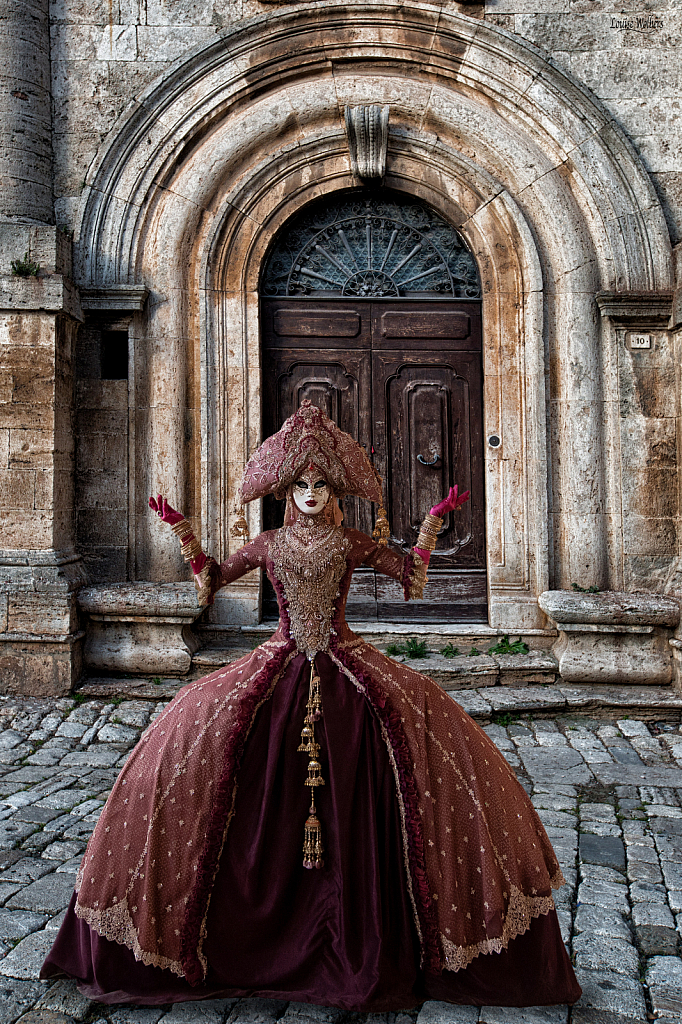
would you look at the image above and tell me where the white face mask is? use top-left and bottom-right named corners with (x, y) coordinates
top-left (292, 473), bottom-right (331, 516)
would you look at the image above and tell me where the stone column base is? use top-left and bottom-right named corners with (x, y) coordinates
top-left (0, 633), bottom-right (84, 696)
top-left (79, 582), bottom-right (204, 676)
top-left (0, 549), bottom-right (87, 695)
top-left (539, 591), bottom-right (680, 685)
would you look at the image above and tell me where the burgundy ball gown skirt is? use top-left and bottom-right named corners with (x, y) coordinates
top-left (41, 654), bottom-right (580, 1008)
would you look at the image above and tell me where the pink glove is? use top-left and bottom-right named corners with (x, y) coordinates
top-left (149, 494), bottom-right (184, 526)
top-left (149, 495), bottom-right (207, 574)
top-left (430, 484), bottom-right (470, 518)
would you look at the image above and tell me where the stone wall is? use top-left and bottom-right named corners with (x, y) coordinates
top-left (49, 2), bottom-right (682, 248)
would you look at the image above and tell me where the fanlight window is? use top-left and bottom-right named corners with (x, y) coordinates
top-left (261, 191), bottom-right (481, 299)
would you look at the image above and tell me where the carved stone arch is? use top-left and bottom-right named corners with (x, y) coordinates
top-left (72, 3), bottom-right (673, 627)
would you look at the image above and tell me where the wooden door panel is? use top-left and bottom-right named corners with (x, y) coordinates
top-left (372, 351), bottom-right (484, 569)
top-left (273, 309), bottom-right (361, 340)
top-left (375, 570), bottom-right (487, 621)
top-left (264, 303), bottom-right (370, 349)
top-left (379, 311), bottom-right (471, 344)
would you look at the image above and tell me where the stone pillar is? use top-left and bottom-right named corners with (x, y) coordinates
top-left (0, 0), bottom-right (86, 695)
top-left (0, 0), bottom-right (54, 224)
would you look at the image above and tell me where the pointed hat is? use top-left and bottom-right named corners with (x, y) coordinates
top-left (238, 400), bottom-right (383, 504)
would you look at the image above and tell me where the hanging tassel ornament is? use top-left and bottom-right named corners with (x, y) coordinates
top-left (230, 505), bottom-right (250, 543)
top-left (303, 793), bottom-right (324, 870)
top-left (299, 658), bottom-right (324, 869)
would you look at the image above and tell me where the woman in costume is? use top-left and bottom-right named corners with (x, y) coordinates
top-left (42, 401), bottom-right (580, 1009)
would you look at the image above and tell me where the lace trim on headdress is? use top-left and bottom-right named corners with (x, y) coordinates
top-left (270, 513), bottom-right (349, 658)
top-left (239, 400), bottom-right (382, 505)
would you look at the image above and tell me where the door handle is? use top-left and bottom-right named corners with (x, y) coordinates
top-left (417, 452), bottom-right (439, 466)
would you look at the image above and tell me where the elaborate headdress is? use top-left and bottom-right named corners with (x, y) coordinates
top-left (232, 401), bottom-right (390, 542)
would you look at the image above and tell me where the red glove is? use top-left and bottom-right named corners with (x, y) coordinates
top-left (430, 485), bottom-right (470, 518)
top-left (149, 495), bottom-right (207, 574)
top-left (414, 487), bottom-right (470, 565)
top-left (149, 494), bottom-right (184, 526)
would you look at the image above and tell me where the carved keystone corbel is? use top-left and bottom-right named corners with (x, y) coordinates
top-left (344, 105), bottom-right (390, 181)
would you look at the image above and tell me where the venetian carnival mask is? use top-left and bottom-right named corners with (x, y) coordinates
top-left (292, 471), bottom-right (331, 516)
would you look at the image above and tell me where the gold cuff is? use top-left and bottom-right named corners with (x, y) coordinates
top-left (170, 518), bottom-right (191, 538)
top-left (180, 534), bottom-right (203, 563)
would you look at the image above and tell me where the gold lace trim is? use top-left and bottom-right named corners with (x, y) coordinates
top-left (350, 642), bottom-right (566, 964)
top-left (270, 518), bottom-right (349, 657)
top-left (439, 877), bottom-right (560, 972)
top-left (409, 551), bottom-right (428, 600)
top-left (74, 895), bottom-right (185, 977)
top-left (75, 648), bottom-right (285, 977)
top-left (193, 558), bottom-right (215, 605)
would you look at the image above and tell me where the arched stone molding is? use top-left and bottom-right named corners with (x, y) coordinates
top-left (72, 2), bottom-right (673, 627)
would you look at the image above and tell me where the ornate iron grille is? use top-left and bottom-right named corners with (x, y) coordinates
top-left (261, 192), bottom-right (481, 298)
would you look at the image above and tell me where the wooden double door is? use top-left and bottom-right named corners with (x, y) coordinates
top-left (261, 299), bottom-right (486, 621)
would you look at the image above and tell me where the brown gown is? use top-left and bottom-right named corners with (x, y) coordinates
top-left (41, 526), bottom-right (580, 1008)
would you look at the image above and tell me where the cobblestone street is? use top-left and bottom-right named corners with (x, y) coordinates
top-left (0, 690), bottom-right (681, 1023)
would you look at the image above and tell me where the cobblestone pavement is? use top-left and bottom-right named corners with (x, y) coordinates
top-left (1, 696), bottom-right (682, 1022)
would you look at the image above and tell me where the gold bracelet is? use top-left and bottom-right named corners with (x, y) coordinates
top-left (180, 534), bottom-right (203, 563)
top-left (170, 518), bottom-right (191, 538)
top-left (416, 512), bottom-right (443, 553)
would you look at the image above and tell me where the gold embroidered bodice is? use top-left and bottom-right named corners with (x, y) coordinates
top-left (269, 516), bottom-right (350, 658)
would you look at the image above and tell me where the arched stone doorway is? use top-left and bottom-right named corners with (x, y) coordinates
top-left (259, 188), bottom-right (486, 621)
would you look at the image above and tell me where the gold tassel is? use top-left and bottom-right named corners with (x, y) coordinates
top-left (230, 505), bottom-right (249, 542)
top-left (372, 502), bottom-right (391, 546)
top-left (303, 793), bottom-right (324, 870)
top-left (300, 658), bottom-right (324, 869)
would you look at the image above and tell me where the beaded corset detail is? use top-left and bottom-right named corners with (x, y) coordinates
top-left (270, 518), bottom-right (349, 658)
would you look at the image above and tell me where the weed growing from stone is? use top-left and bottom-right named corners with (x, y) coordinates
top-left (492, 712), bottom-right (519, 727)
top-left (385, 638), bottom-right (429, 659)
top-left (487, 634), bottom-right (530, 655)
top-left (10, 252), bottom-right (40, 277)
top-left (440, 643), bottom-right (461, 658)
top-left (571, 582), bottom-right (600, 593)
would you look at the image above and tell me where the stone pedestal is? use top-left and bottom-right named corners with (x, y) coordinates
top-left (0, 549), bottom-right (86, 696)
top-left (79, 583), bottom-right (204, 676)
top-left (538, 591), bottom-right (679, 686)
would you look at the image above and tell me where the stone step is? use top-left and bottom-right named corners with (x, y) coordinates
top-left (190, 644), bottom-right (558, 688)
top-left (195, 620), bottom-right (557, 652)
top-left (74, 677), bottom-right (682, 724)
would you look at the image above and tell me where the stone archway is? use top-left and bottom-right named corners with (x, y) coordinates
top-left (73, 2), bottom-right (673, 630)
